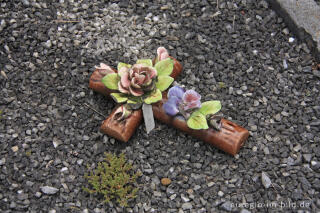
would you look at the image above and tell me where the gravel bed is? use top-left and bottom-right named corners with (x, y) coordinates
top-left (0, 0), bottom-right (319, 212)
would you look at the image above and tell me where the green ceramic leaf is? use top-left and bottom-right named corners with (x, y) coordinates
top-left (136, 59), bottom-right (153, 67)
top-left (155, 58), bottom-right (173, 76)
top-left (187, 111), bottom-right (209, 130)
top-left (156, 76), bottom-right (174, 91)
top-left (199, 101), bottom-right (221, 116)
top-left (117, 62), bottom-right (131, 72)
top-left (110, 93), bottom-right (128, 103)
top-left (144, 89), bottom-right (162, 104)
top-left (101, 73), bottom-right (120, 90)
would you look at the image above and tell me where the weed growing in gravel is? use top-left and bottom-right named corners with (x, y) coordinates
top-left (0, 109), bottom-right (2, 118)
top-left (83, 152), bottom-right (140, 207)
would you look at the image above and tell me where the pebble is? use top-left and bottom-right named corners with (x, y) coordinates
top-left (181, 194), bottom-right (190, 202)
top-left (250, 125), bottom-right (257, 131)
top-left (221, 201), bottom-right (233, 211)
top-left (313, 70), bottom-right (320, 78)
top-left (293, 144), bottom-right (301, 152)
top-left (40, 186), bottom-right (59, 195)
top-left (170, 194), bottom-right (177, 200)
top-left (153, 191), bottom-right (162, 197)
top-left (261, 172), bottom-right (272, 189)
top-left (53, 138), bottom-right (62, 148)
top-left (181, 202), bottom-right (193, 210)
top-left (35, 192), bottom-right (42, 198)
top-left (289, 37), bottom-right (294, 43)
top-left (207, 182), bottom-right (215, 187)
top-left (17, 193), bottom-right (28, 200)
top-left (236, 90), bottom-right (243, 95)
top-left (0, 158), bottom-right (6, 166)
top-left (283, 59), bottom-right (288, 69)
top-left (282, 28), bottom-right (289, 35)
top-left (11, 146), bottom-right (19, 152)
top-left (161, 178), bottom-right (171, 186)
top-left (303, 154), bottom-right (312, 162)
top-left (83, 135), bottom-right (90, 141)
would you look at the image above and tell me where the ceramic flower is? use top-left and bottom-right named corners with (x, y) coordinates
top-left (118, 64), bottom-right (157, 96)
top-left (95, 63), bottom-right (115, 75)
top-left (163, 86), bottom-right (201, 117)
top-left (156, 47), bottom-right (169, 62)
top-left (163, 86), bottom-right (222, 130)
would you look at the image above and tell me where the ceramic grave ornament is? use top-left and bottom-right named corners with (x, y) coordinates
top-left (89, 47), bottom-right (249, 156)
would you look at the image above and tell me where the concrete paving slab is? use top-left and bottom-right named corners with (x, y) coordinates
top-left (270, 0), bottom-right (320, 61)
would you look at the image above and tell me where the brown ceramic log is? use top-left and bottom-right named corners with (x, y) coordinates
top-left (168, 57), bottom-right (182, 80)
top-left (89, 68), bottom-right (118, 98)
top-left (100, 107), bottom-right (143, 142)
top-left (92, 57), bottom-right (183, 142)
top-left (152, 97), bottom-right (249, 156)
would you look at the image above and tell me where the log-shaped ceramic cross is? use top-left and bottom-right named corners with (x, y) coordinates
top-left (89, 55), bottom-right (249, 156)
top-left (89, 56), bottom-right (182, 141)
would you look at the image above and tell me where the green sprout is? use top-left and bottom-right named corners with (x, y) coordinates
top-left (83, 152), bottom-right (140, 207)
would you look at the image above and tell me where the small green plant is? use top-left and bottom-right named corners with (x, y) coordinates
top-left (218, 81), bottom-right (226, 89)
top-left (83, 152), bottom-right (140, 207)
top-left (25, 150), bottom-right (32, 157)
top-left (0, 109), bottom-right (2, 119)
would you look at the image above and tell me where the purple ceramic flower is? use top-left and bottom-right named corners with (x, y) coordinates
top-left (182, 90), bottom-right (201, 111)
top-left (163, 96), bottom-right (181, 116)
top-left (168, 86), bottom-right (185, 100)
top-left (163, 86), bottom-right (201, 117)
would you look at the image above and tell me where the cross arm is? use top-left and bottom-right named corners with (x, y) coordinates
top-left (152, 94), bottom-right (249, 156)
top-left (89, 57), bottom-right (182, 98)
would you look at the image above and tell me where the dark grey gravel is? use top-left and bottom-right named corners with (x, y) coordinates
top-left (0, 0), bottom-right (319, 212)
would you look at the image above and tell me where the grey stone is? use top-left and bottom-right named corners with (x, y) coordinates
top-left (0, 158), bottom-right (5, 166)
top-left (181, 194), bottom-right (190, 202)
top-left (35, 192), bottom-right (42, 198)
top-left (250, 125), bottom-right (257, 131)
top-left (182, 202), bottom-right (193, 210)
top-left (313, 70), bottom-right (320, 78)
top-left (240, 209), bottom-right (251, 213)
top-left (53, 138), bottom-right (62, 148)
top-left (40, 186), bottom-right (59, 195)
top-left (170, 194), bottom-right (176, 200)
top-left (17, 193), bottom-right (28, 200)
top-left (263, 147), bottom-right (270, 155)
top-left (303, 154), bottom-right (312, 162)
top-left (261, 172), bottom-right (272, 189)
top-left (153, 191), bottom-right (162, 197)
top-left (221, 201), bottom-right (233, 211)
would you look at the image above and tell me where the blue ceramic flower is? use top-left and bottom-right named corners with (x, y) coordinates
top-left (163, 86), bottom-right (201, 117)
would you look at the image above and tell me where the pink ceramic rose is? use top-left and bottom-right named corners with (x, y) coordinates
top-left (118, 64), bottom-right (157, 96)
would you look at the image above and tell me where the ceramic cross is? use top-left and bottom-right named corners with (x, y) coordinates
top-left (89, 48), bottom-right (249, 156)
